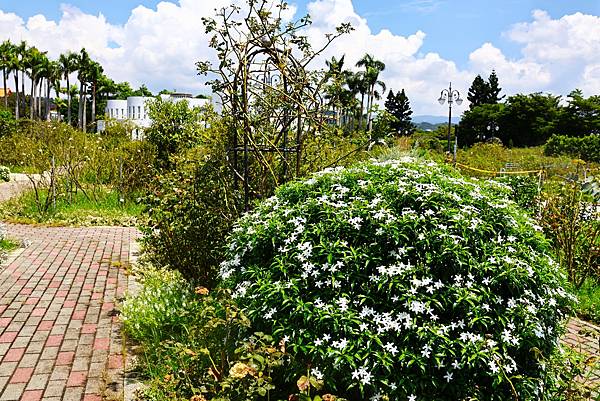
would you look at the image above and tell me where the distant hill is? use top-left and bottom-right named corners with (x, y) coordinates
top-left (412, 115), bottom-right (460, 124)
top-left (414, 121), bottom-right (445, 132)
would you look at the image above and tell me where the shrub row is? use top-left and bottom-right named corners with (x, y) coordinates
top-left (544, 134), bottom-right (600, 162)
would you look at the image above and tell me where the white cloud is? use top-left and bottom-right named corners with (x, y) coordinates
top-left (0, 2), bottom-right (599, 114)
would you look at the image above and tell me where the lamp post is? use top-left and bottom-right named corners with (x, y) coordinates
top-left (486, 121), bottom-right (499, 140)
top-left (438, 82), bottom-right (463, 153)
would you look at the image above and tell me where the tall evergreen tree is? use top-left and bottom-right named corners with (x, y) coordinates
top-left (487, 69), bottom-right (503, 104)
top-left (467, 74), bottom-right (489, 110)
top-left (384, 89), bottom-right (415, 135)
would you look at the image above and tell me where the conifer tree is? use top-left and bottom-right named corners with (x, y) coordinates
top-left (486, 69), bottom-right (503, 103)
top-left (384, 89), bottom-right (415, 135)
top-left (467, 75), bottom-right (489, 110)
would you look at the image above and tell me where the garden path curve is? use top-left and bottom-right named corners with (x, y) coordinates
top-left (0, 174), bottom-right (44, 204)
top-left (0, 223), bottom-right (139, 401)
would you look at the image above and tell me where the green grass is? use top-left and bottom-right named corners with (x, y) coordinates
top-left (455, 143), bottom-right (598, 178)
top-left (0, 238), bottom-right (19, 252)
top-left (575, 279), bottom-right (600, 325)
top-left (0, 186), bottom-right (144, 226)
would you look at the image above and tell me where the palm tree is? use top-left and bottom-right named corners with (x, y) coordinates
top-left (76, 48), bottom-right (91, 131)
top-left (356, 54), bottom-right (386, 132)
top-left (87, 61), bottom-right (103, 129)
top-left (24, 47), bottom-right (47, 120)
top-left (58, 52), bottom-right (77, 125)
top-left (45, 61), bottom-right (62, 120)
top-left (345, 71), bottom-right (367, 130)
top-left (16, 41), bottom-right (28, 118)
top-left (0, 40), bottom-right (12, 109)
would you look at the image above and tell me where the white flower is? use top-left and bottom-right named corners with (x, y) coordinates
top-left (311, 367), bottom-right (324, 380)
top-left (408, 394), bottom-right (417, 401)
top-left (444, 371), bottom-right (453, 382)
top-left (384, 342), bottom-right (399, 356)
top-left (421, 344), bottom-right (432, 358)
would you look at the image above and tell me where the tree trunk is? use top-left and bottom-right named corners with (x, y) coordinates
top-left (66, 75), bottom-right (71, 125)
top-left (30, 77), bottom-right (35, 120)
top-left (2, 68), bottom-right (7, 108)
top-left (367, 85), bottom-right (375, 132)
top-left (78, 81), bottom-right (83, 129)
top-left (37, 82), bottom-right (42, 119)
top-left (21, 70), bottom-right (25, 118)
top-left (82, 84), bottom-right (87, 132)
top-left (91, 82), bottom-right (96, 128)
top-left (46, 80), bottom-right (51, 121)
top-left (13, 73), bottom-right (19, 119)
top-left (359, 93), bottom-right (365, 130)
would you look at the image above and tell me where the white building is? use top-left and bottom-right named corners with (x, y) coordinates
top-left (98, 93), bottom-right (210, 139)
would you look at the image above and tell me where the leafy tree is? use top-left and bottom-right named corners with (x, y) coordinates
top-left (131, 84), bottom-right (153, 97)
top-left (384, 89), bottom-right (415, 135)
top-left (499, 93), bottom-right (561, 147)
top-left (556, 89), bottom-right (600, 137)
top-left (457, 103), bottom-right (504, 146)
top-left (145, 97), bottom-right (206, 166)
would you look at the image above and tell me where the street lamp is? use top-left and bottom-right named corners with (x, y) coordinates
top-left (486, 121), bottom-right (499, 140)
top-left (438, 82), bottom-right (463, 153)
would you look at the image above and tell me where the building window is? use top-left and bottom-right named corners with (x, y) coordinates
top-left (138, 106), bottom-right (141, 119)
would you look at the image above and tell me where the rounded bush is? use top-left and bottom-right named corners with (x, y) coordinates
top-left (220, 158), bottom-right (572, 400)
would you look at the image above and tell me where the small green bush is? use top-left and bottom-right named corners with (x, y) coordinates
top-left (221, 158), bottom-right (573, 400)
top-left (545, 134), bottom-right (600, 163)
top-left (0, 165), bottom-right (9, 182)
top-left (495, 175), bottom-right (541, 213)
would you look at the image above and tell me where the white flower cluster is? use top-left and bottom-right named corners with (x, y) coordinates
top-left (221, 159), bottom-right (572, 400)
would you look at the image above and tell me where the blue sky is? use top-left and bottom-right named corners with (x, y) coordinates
top-left (3, 0), bottom-right (600, 68)
top-left (1, 0), bottom-right (600, 114)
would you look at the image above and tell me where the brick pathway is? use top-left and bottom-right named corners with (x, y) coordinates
top-left (564, 318), bottom-right (600, 396)
top-left (0, 224), bottom-right (138, 401)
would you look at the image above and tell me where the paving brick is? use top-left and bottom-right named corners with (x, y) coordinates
top-left (2, 348), bottom-right (25, 363)
top-left (43, 380), bottom-right (65, 398)
top-left (0, 383), bottom-right (26, 400)
top-left (19, 390), bottom-right (43, 401)
top-left (0, 225), bottom-right (141, 401)
top-left (9, 367), bottom-right (33, 384)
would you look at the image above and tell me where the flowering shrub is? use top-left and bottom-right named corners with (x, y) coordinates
top-left (0, 165), bottom-right (9, 182)
top-left (221, 158), bottom-right (573, 400)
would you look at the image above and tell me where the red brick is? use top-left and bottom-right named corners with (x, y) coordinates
top-left (0, 317), bottom-right (11, 327)
top-left (45, 334), bottom-right (63, 347)
top-left (83, 284), bottom-right (94, 290)
top-left (56, 351), bottom-right (75, 365)
top-left (63, 300), bottom-right (76, 308)
top-left (81, 324), bottom-right (97, 334)
top-left (93, 338), bottom-right (109, 350)
top-left (31, 308), bottom-right (46, 317)
top-left (10, 367), bottom-right (34, 383)
top-left (67, 371), bottom-right (87, 387)
top-left (101, 302), bottom-right (114, 311)
top-left (20, 287), bottom-right (33, 295)
top-left (72, 310), bottom-right (86, 320)
top-left (83, 395), bottom-right (102, 401)
top-left (38, 321), bottom-right (54, 331)
top-left (21, 390), bottom-right (43, 401)
top-left (3, 347), bottom-right (25, 362)
top-left (25, 297), bottom-right (40, 305)
top-left (108, 354), bottom-right (123, 369)
top-left (56, 290), bottom-right (68, 297)
top-left (49, 281), bottom-right (61, 288)
top-left (0, 331), bottom-right (18, 343)
top-left (91, 292), bottom-right (102, 300)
